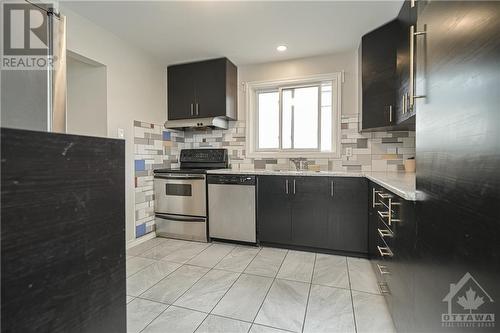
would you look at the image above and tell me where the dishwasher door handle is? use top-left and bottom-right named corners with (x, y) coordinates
top-left (155, 213), bottom-right (205, 223)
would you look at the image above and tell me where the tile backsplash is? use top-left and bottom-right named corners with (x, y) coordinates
top-left (133, 115), bottom-right (415, 239)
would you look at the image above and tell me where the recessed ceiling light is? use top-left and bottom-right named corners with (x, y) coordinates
top-left (276, 45), bottom-right (287, 52)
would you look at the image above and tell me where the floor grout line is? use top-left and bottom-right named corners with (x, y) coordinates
top-left (251, 249), bottom-right (289, 325)
top-left (345, 257), bottom-right (358, 333)
top-left (300, 253), bottom-right (316, 333)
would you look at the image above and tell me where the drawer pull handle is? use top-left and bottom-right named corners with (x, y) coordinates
top-left (378, 281), bottom-right (391, 295)
top-left (377, 246), bottom-right (393, 257)
top-left (377, 264), bottom-right (391, 275)
top-left (378, 228), bottom-right (393, 238)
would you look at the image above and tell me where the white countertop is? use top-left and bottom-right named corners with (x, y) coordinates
top-left (207, 169), bottom-right (417, 201)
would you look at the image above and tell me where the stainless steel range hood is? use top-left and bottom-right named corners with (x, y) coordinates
top-left (164, 116), bottom-right (229, 130)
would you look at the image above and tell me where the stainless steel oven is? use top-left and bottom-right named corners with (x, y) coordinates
top-left (154, 174), bottom-right (206, 217)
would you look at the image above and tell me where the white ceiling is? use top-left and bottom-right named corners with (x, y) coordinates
top-left (62, 1), bottom-right (403, 66)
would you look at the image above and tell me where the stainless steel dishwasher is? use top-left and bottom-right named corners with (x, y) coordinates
top-left (207, 174), bottom-right (256, 243)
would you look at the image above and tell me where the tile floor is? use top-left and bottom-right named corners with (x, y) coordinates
top-left (126, 237), bottom-right (395, 333)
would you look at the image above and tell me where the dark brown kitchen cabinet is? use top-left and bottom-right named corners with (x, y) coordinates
top-left (167, 57), bottom-right (237, 121)
top-left (290, 177), bottom-right (329, 248)
top-left (257, 175), bottom-right (368, 255)
top-left (360, 20), bottom-right (399, 131)
top-left (329, 177), bottom-right (368, 254)
top-left (257, 176), bottom-right (292, 244)
top-left (394, 0), bottom-right (417, 128)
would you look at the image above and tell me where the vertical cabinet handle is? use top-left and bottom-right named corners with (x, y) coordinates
top-left (195, 103), bottom-right (199, 115)
top-left (293, 179), bottom-right (296, 194)
top-left (330, 181), bottom-right (334, 197)
top-left (190, 103), bottom-right (194, 116)
top-left (285, 179), bottom-right (289, 194)
top-left (389, 105), bottom-right (393, 123)
top-left (409, 25), bottom-right (427, 110)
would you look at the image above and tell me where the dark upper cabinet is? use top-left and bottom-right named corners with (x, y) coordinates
top-left (328, 177), bottom-right (368, 254)
top-left (394, 0), bottom-right (417, 127)
top-left (360, 0), bottom-right (417, 131)
top-left (257, 175), bottom-right (368, 255)
top-left (360, 20), bottom-right (399, 131)
top-left (167, 57), bottom-right (237, 121)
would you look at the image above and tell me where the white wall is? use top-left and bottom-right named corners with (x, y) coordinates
top-left (67, 55), bottom-right (107, 137)
top-left (237, 50), bottom-right (358, 120)
top-left (61, 6), bottom-right (167, 244)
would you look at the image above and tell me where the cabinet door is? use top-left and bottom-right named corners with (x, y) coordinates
top-left (361, 20), bottom-right (399, 130)
top-left (329, 178), bottom-right (368, 253)
top-left (194, 58), bottom-right (227, 118)
top-left (167, 64), bottom-right (196, 120)
top-left (257, 176), bottom-right (291, 244)
top-left (290, 177), bottom-right (329, 248)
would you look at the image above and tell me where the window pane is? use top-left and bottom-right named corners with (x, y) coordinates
top-left (286, 86), bottom-right (319, 149)
top-left (282, 90), bottom-right (292, 149)
top-left (257, 91), bottom-right (279, 149)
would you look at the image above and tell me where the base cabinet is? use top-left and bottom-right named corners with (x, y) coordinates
top-left (257, 175), bottom-right (368, 255)
top-left (369, 181), bottom-right (417, 333)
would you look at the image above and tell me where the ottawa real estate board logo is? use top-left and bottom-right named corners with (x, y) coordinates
top-left (2, 1), bottom-right (53, 70)
top-left (442, 272), bottom-right (495, 329)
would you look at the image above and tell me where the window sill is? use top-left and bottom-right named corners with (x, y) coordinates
top-left (246, 150), bottom-right (340, 159)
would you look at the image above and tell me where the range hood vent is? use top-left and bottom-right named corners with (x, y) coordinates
top-left (164, 116), bottom-right (229, 130)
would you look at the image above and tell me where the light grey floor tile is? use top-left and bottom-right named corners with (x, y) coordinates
top-left (352, 291), bottom-right (396, 333)
top-left (254, 279), bottom-right (310, 332)
top-left (276, 250), bottom-right (315, 283)
top-left (187, 244), bottom-right (235, 268)
top-left (127, 261), bottom-right (181, 296)
top-left (126, 298), bottom-right (168, 333)
top-left (212, 273), bottom-right (273, 322)
top-left (215, 246), bottom-right (260, 272)
top-left (141, 265), bottom-right (210, 303)
top-left (126, 296), bottom-right (135, 304)
top-left (244, 248), bottom-right (287, 278)
top-left (174, 269), bottom-right (239, 312)
top-left (138, 239), bottom-right (188, 260)
top-left (195, 315), bottom-right (251, 333)
top-left (303, 285), bottom-right (355, 333)
top-left (161, 242), bottom-right (211, 263)
top-left (127, 238), bottom-right (164, 256)
top-left (142, 306), bottom-right (207, 333)
top-left (249, 324), bottom-right (290, 333)
top-left (312, 253), bottom-right (349, 289)
top-left (126, 256), bottom-right (157, 278)
top-left (347, 257), bottom-right (380, 294)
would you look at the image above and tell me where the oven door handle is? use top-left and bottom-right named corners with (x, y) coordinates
top-left (154, 175), bottom-right (205, 180)
top-left (155, 213), bottom-right (206, 223)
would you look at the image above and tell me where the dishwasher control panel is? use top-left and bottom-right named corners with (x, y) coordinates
top-left (207, 175), bottom-right (256, 185)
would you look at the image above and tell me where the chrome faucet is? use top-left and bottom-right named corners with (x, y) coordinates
top-left (290, 158), bottom-right (309, 171)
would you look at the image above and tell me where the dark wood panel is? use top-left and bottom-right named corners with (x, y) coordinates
top-left (361, 20), bottom-right (399, 130)
top-left (1, 128), bottom-right (126, 333)
top-left (329, 177), bottom-right (368, 254)
top-left (167, 63), bottom-right (196, 120)
top-left (415, 1), bottom-right (500, 331)
top-left (257, 176), bottom-right (291, 244)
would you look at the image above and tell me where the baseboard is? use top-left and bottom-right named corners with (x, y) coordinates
top-left (126, 232), bottom-right (156, 249)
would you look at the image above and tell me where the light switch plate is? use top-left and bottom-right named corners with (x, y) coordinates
top-left (117, 128), bottom-right (125, 139)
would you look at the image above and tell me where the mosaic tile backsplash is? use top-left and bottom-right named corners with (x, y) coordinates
top-left (134, 115), bottom-right (415, 239)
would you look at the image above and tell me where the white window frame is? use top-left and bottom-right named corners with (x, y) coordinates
top-left (246, 72), bottom-right (342, 158)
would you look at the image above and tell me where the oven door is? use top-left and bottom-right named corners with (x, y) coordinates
top-left (154, 174), bottom-right (206, 217)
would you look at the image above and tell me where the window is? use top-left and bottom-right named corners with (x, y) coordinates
top-left (247, 73), bottom-right (341, 158)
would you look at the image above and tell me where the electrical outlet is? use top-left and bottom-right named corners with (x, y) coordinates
top-left (117, 128), bottom-right (125, 139)
top-left (345, 147), bottom-right (353, 157)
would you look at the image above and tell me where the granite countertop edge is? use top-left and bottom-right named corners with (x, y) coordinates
top-left (207, 169), bottom-right (417, 201)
